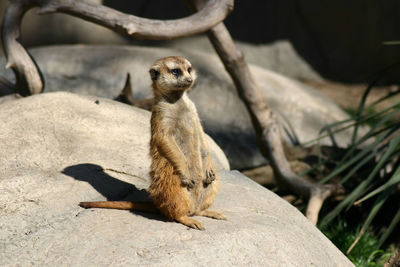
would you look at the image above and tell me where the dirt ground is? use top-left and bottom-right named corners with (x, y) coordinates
top-left (305, 80), bottom-right (400, 115)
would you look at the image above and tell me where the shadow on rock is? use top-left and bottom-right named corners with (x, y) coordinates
top-left (62, 163), bottom-right (164, 221)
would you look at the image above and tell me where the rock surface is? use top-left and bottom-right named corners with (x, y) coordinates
top-left (0, 92), bottom-right (352, 266)
top-left (0, 92), bottom-right (229, 176)
top-left (0, 45), bottom-right (363, 170)
top-left (164, 36), bottom-right (323, 82)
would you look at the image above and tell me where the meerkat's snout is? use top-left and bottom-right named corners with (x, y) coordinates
top-left (179, 75), bottom-right (193, 88)
top-left (171, 67), bottom-right (195, 89)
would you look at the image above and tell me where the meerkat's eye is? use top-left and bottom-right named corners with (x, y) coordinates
top-left (170, 68), bottom-right (181, 77)
top-left (188, 67), bottom-right (192, 73)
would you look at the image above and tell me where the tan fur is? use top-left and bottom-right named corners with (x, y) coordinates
top-left (80, 56), bottom-right (225, 230)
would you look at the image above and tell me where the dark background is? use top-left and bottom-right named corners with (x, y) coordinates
top-left (105, 0), bottom-right (400, 84)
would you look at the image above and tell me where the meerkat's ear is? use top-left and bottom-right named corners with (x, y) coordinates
top-left (149, 67), bottom-right (160, 81)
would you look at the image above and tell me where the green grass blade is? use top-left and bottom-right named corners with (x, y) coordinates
top-left (347, 189), bottom-right (391, 253)
top-left (355, 165), bottom-right (400, 204)
top-left (378, 208), bottom-right (400, 247)
top-left (382, 41), bottom-right (400, 45)
top-left (369, 89), bottom-right (400, 108)
top-left (339, 111), bottom-right (400, 164)
top-left (319, 131), bottom-right (389, 184)
top-left (345, 133), bottom-right (400, 209)
top-left (320, 132), bottom-right (400, 226)
top-left (338, 150), bottom-right (378, 185)
top-left (302, 103), bottom-right (400, 146)
top-left (351, 84), bottom-right (374, 146)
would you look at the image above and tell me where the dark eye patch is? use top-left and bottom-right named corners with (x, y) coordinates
top-left (188, 67), bottom-right (192, 73)
top-left (149, 69), bottom-right (159, 81)
top-left (170, 68), bottom-right (182, 77)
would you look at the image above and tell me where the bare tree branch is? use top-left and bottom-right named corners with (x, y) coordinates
top-left (1, 0), bottom-right (233, 96)
top-left (114, 73), bottom-right (152, 110)
top-left (37, 0), bottom-right (234, 40)
top-left (306, 186), bottom-right (336, 225)
top-left (188, 0), bottom-right (343, 224)
top-left (1, 0), bottom-right (44, 96)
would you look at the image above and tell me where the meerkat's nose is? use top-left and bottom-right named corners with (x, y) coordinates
top-left (186, 78), bottom-right (193, 83)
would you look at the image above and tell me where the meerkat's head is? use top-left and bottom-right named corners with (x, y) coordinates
top-left (149, 56), bottom-right (196, 94)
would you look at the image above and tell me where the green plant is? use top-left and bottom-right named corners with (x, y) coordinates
top-left (320, 218), bottom-right (394, 266)
top-left (312, 82), bottom-right (400, 252)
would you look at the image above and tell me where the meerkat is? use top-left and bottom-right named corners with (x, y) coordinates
top-left (79, 56), bottom-right (226, 230)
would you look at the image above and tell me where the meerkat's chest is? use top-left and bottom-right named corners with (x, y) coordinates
top-left (169, 109), bottom-right (200, 141)
top-left (163, 99), bottom-right (202, 154)
top-left (165, 99), bottom-right (200, 134)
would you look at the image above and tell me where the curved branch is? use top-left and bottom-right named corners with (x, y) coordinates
top-left (306, 185), bottom-right (340, 225)
top-left (37, 0), bottom-right (234, 40)
top-left (1, 0), bottom-right (44, 96)
top-left (1, 0), bottom-right (233, 96)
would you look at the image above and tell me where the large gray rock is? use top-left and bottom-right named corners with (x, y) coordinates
top-left (164, 36), bottom-right (323, 82)
top-left (0, 92), bottom-right (352, 266)
top-left (0, 92), bottom-right (229, 176)
top-left (0, 45), bottom-right (361, 170)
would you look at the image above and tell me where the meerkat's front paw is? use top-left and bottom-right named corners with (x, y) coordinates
top-left (181, 175), bottom-right (195, 189)
top-left (204, 169), bottom-right (216, 184)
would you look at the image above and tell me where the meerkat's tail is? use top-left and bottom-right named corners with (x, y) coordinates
top-left (79, 201), bottom-right (158, 213)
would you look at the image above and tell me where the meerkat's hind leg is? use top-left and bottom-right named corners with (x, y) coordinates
top-left (196, 210), bottom-right (227, 220)
top-left (176, 215), bottom-right (205, 230)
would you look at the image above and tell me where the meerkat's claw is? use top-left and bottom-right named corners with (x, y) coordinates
top-left (181, 176), bottom-right (195, 189)
top-left (177, 216), bottom-right (205, 230)
top-left (204, 169), bottom-right (216, 184)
